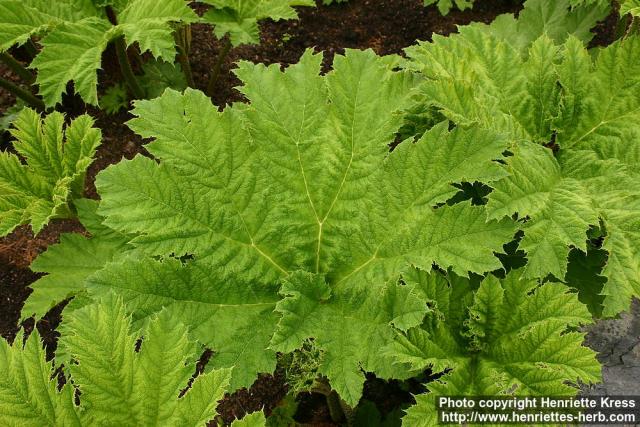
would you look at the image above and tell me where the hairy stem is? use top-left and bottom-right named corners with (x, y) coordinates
top-left (625, 16), bottom-right (639, 39)
top-left (24, 39), bottom-right (38, 58)
top-left (206, 37), bottom-right (232, 97)
top-left (175, 25), bottom-right (195, 87)
top-left (312, 379), bottom-right (353, 425)
top-left (325, 390), bottom-right (347, 424)
top-left (0, 77), bottom-right (44, 110)
top-left (0, 52), bottom-right (35, 84)
top-left (114, 36), bottom-right (145, 99)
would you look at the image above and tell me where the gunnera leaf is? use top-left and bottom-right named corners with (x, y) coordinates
top-left (82, 49), bottom-right (516, 403)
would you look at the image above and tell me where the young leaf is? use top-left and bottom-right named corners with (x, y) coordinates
top-left (100, 83), bottom-right (129, 114)
top-left (137, 59), bottom-right (187, 98)
top-left (423, 0), bottom-right (473, 16)
top-left (481, 0), bottom-right (609, 50)
top-left (60, 293), bottom-right (231, 426)
top-left (200, 0), bottom-right (315, 46)
top-left (271, 271), bottom-right (427, 406)
top-left (231, 411), bottom-right (267, 427)
top-left (393, 269), bottom-right (601, 427)
top-left (0, 109), bottom-right (101, 236)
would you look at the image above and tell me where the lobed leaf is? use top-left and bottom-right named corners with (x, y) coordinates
top-left (395, 270), bottom-right (601, 426)
top-left (86, 49), bottom-right (516, 402)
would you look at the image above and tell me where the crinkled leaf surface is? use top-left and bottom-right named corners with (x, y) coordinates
top-left (117, 0), bottom-right (198, 58)
top-left (21, 199), bottom-right (133, 321)
top-left (0, 0), bottom-right (98, 50)
top-left (87, 258), bottom-right (281, 391)
top-left (407, 11), bottom-right (640, 315)
top-left (61, 293), bottom-right (231, 426)
top-left (18, 0), bottom-right (196, 106)
top-left (0, 294), bottom-right (231, 426)
top-left (481, 0), bottom-right (608, 51)
top-left (485, 38), bottom-right (640, 315)
top-left (201, 0), bottom-right (315, 46)
top-left (92, 49), bottom-right (516, 402)
top-left (0, 331), bottom-right (80, 427)
top-left (271, 271), bottom-right (427, 405)
top-left (0, 109), bottom-right (100, 236)
top-left (393, 269), bottom-right (600, 426)
top-left (31, 18), bottom-right (114, 108)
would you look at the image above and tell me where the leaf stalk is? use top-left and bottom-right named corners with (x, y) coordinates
top-left (206, 37), bottom-right (232, 97)
top-left (175, 25), bottom-right (195, 88)
top-left (114, 36), bottom-right (145, 99)
top-left (0, 52), bottom-right (35, 84)
top-left (0, 77), bottom-right (44, 111)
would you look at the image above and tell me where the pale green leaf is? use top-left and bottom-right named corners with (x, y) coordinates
top-left (423, 0), bottom-right (473, 16)
top-left (2, 292), bottom-right (231, 426)
top-left (621, 0), bottom-right (640, 16)
top-left (487, 142), bottom-right (599, 280)
top-left (557, 37), bottom-right (640, 151)
top-left (86, 258), bottom-right (281, 391)
top-left (31, 18), bottom-right (114, 107)
top-left (118, 0), bottom-right (198, 59)
top-left (22, 0), bottom-right (195, 106)
top-left (0, 0), bottom-right (98, 51)
top-left (21, 200), bottom-right (132, 321)
top-left (271, 271), bottom-right (427, 406)
top-left (92, 49), bottom-right (516, 402)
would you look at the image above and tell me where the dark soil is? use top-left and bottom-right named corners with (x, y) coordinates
top-left (0, 0), bottom-right (621, 425)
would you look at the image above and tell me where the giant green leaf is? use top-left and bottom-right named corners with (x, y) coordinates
top-left (21, 199), bottom-right (133, 321)
top-left (90, 49), bottom-right (516, 402)
top-left (407, 11), bottom-right (640, 316)
top-left (87, 258), bottom-right (281, 391)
